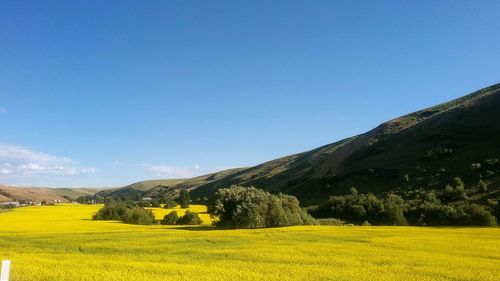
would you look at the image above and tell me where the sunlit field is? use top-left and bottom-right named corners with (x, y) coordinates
top-left (0, 204), bottom-right (499, 281)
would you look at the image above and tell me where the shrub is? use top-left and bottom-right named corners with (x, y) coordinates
top-left (151, 199), bottom-right (161, 208)
top-left (384, 194), bottom-right (408, 226)
top-left (93, 203), bottom-right (130, 220)
top-left (407, 202), bottom-right (496, 226)
top-left (176, 210), bottom-right (203, 225)
top-left (161, 211), bottom-right (179, 225)
top-left (208, 186), bottom-right (315, 229)
top-left (93, 203), bottom-right (155, 225)
top-left (454, 203), bottom-right (497, 226)
top-left (177, 190), bottom-right (191, 209)
top-left (123, 208), bottom-right (155, 225)
top-left (317, 218), bottom-right (345, 226)
top-left (311, 192), bottom-right (385, 224)
top-left (163, 200), bottom-right (177, 209)
top-left (478, 180), bottom-right (488, 192)
top-left (362, 220), bottom-right (372, 226)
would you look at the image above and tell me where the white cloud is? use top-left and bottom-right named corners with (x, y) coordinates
top-left (112, 161), bottom-right (200, 178)
top-left (148, 164), bottom-right (200, 178)
top-left (0, 144), bottom-right (97, 180)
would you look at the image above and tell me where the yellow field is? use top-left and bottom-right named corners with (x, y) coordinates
top-left (0, 204), bottom-right (499, 281)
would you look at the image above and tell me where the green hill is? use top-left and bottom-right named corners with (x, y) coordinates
top-left (102, 84), bottom-right (500, 208)
top-left (50, 187), bottom-right (109, 199)
top-left (190, 84), bottom-right (500, 205)
top-left (95, 168), bottom-right (246, 200)
top-left (0, 185), bottom-right (108, 202)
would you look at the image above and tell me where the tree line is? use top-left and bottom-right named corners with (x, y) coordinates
top-left (309, 186), bottom-right (498, 226)
top-left (92, 201), bottom-right (203, 226)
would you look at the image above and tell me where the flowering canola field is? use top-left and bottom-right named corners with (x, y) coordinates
top-left (0, 204), bottom-right (499, 281)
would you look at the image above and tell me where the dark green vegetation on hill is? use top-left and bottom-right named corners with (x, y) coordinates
top-left (82, 84), bottom-right (500, 225)
top-left (191, 84), bottom-right (500, 206)
top-left (309, 186), bottom-right (497, 226)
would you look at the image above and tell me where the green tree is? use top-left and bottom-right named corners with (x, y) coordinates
top-left (93, 203), bottom-right (155, 225)
top-left (161, 211), bottom-right (179, 225)
top-left (122, 208), bottom-right (155, 225)
top-left (163, 199), bottom-right (177, 209)
top-left (350, 187), bottom-right (358, 196)
top-left (176, 210), bottom-right (203, 225)
top-left (177, 190), bottom-right (191, 209)
top-left (479, 180), bottom-right (488, 192)
top-left (151, 199), bottom-right (161, 208)
top-left (208, 186), bottom-right (315, 229)
top-left (384, 194), bottom-right (408, 226)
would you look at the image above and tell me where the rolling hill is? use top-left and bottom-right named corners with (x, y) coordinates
top-left (95, 168), bottom-right (246, 199)
top-left (92, 84), bottom-right (500, 206)
top-left (0, 185), bottom-right (108, 203)
top-left (0, 185), bottom-right (70, 203)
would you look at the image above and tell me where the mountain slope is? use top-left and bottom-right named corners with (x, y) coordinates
top-left (0, 185), bottom-right (108, 202)
top-left (100, 84), bottom-right (500, 206)
top-left (49, 187), bottom-right (109, 200)
top-left (191, 84), bottom-right (500, 204)
top-left (0, 185), bottom-right (69, 203)
top-left (95, 168), bottom-right (246, 200)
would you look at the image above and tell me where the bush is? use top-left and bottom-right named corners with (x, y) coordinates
top-left (123, 208), bottom-right (155, 225)
top-left (407, 202), bottom-right (496, 226)
top-left (362, 220), bottom-right (372, 226)
top-left (317, 218), bottom-right (345, 226)
top-left (454, 203), bottom-right (496, 226)
top-left (311, 192), bottom-right (385, 224)
top-left (208, 186), bottom-right (315, 229)
top-left (92, 203), bottom-right (130, 220)
top-left (93, 203), bottom-right (155, 225)
top-left (151, 199), bottom-right (161, 208)
top-left (176, 210), bottom-right (203, 225)
top-left (177, 190), bottom-right (191, 209)
top-left (478, 180), bottom-right (488, 192)
top-left (161, 211), bottom-right (179, 225)
top-left (163, 200), bottom-right (177, 209)
top-left (311, 186), bottom-right (497, 227)
top-left (384, 194), bottom-right (408, 226)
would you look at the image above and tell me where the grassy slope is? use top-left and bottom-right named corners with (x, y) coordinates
top-left (0, 185), bottom-right (69, 203)
top-left (0, 204), bottom-right (498, 281)
top-left (98, 84), bottom-right (500, 206)
top-left (0, 185), bottom-right (109, 202)
top-left (98, 168), bottom-right (246, 199)
top-left (191, 84), bottom-right (500, 204)
top-left (49, 187), bottom-right (108, 199)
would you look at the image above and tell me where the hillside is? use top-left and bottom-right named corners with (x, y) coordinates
top-left (95, 168), bottom-right (246, 200)
top-left (190, 84), bottom-right (500, 204)
top-left (100, 84), bottom-right (500, 206)
top-left (50, 187), bottom-right (110, 200)
top-left (0, 185), bottom-right (69, 203)
top-left (0, 185), bottom-right (107, 202)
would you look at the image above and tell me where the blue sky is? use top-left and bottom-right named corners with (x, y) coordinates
top-left (1, 1), bottom-right (499, 187)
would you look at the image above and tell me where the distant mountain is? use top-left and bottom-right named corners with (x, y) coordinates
top-left (50, 187), bottom-right (110, 200)
top-left (95, 168), bottom-right (246, 200)
top-left (98, 84), bottom-right (500, 206)
top-left (0, 185), bottom-right (107, 203)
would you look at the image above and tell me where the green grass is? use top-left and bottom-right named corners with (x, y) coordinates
top-left (0, 204), bottom-right (499, 280)
top-left (49, 187), bottom-right (105, 199)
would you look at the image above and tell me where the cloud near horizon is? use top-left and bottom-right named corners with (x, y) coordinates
top-left (0, 144), bottom-right (97, 181)
top-left (148, 164), bottom-right (200, 178)
top-left (112, 161), bottom-right (201, 178)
